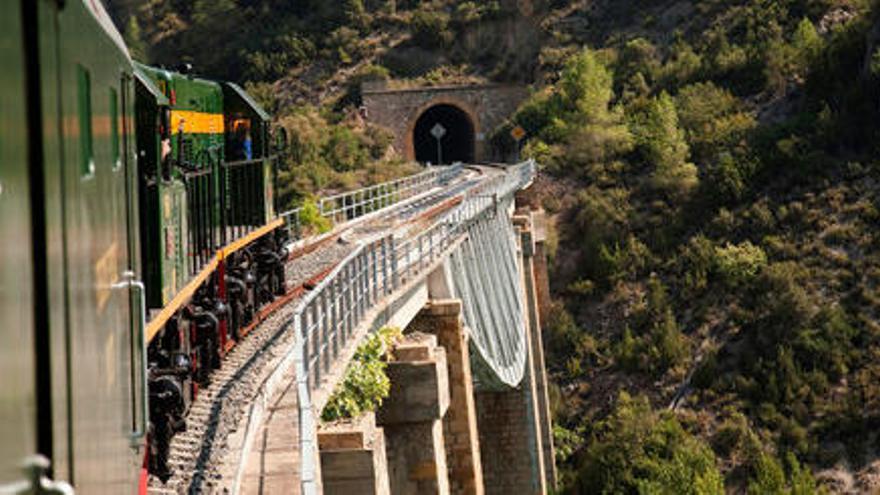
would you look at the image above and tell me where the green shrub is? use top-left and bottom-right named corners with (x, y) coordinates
top-left (573, 393), bottom-right (724, 495)
top-left (326, 26), bottom-right (367, 64)
top-left (324, 126), bottom-right (370, 171)
top-left (675, 82), bottom-right (757, 164)
top-left (680, 235), bottom-right (716, 295)
top-left (712, 413), bottom-right (749, 458)
top-left (747, 451), bottom-right (787, 495)
top-left (410, 10), bottom-right (453, 49)
top-left (595, 235), bottom-right (652, 285)
top-left (554, 422), bottom-right (585, 464)
top-left (321, 327), bottom-right (402, 421)
top-left (616, 38), bottom-right (661, 88)
top-left (515, 49), bottom-right (633, 174)
top-left (617, 276), bottom-right (690, 376)
top-left (713, 241), bottom-right (768, 288)
top-left (631, 92), bottom-right (698, 199)
top-left (659, 40), bottom-right (703, 88)
top-left (299, 199), bottom-right (332, 234)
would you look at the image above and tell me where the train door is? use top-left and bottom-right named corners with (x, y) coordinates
top-left (41, 0), bottom-right (145, 492)
top-left (0, 0), bottom-right (38, 488)
top-left (121, 70), bottom-right (150, 491)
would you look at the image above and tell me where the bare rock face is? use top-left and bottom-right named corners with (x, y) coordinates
top-left (855, 460), bottom-right (880, 494)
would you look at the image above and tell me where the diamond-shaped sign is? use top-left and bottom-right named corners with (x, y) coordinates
top-left (430, 123), bottom-right (447, 140)
top-left (510, 125), bottom-right (526, 142)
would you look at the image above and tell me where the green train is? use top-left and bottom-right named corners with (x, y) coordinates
top-left (2, 1), bottom-right (288, 492)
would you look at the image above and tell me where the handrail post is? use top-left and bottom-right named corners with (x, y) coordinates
top-left (390, 235), bottom-right (399, 290)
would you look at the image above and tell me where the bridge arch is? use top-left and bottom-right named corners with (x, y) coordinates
top-left (408, 99), bottom-right (479, 165)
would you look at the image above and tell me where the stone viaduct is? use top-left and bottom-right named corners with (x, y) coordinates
top-left (361, 82), bottom-right (528, 164)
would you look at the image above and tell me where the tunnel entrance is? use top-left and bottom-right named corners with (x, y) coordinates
top-left (413, 104), bottom-right (475, 165)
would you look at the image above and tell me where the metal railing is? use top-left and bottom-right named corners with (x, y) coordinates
top-left (182, 167), bottom-right (219, 275)
top-left (287, 160), bottom-right (535, 495)
top-left (220, 158), bottom-right (269, 243)
top-left (278, 164), bottom-right (465, 242)
top-left (180, 156), bottom-right (275, 277)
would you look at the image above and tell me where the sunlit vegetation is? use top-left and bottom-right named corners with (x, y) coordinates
top-left (321, 327), bottom-right (402, 422)
top-left (110, 0), bottom-right (880, 491)
top-left (520, 0), bottom-right (880, 491)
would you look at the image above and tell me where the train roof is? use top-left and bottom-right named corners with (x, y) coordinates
top-left (224, 83), bottom-right (271, 122)
top-left (134, 63), bottom-right (170, 106)
top-left (138, 64), bottom-right (222, 90)
top-left (84, 0), bottom-right (130, 61)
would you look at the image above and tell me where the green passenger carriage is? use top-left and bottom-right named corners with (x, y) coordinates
top-left (3, 0), bottom-right (289, 491)
top-left (4, 0), bottom-right (146, 492)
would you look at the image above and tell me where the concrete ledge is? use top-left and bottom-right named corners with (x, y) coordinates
top-left (319, 414), bottom-right (390, 495)
top-left (421, 299), bottom-right (463, 317)
top-left (379, 334), bottom-right (450, 425)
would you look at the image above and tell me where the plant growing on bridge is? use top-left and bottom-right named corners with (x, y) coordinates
top-left (298, 199), bottom-right (333, 235)
top-left (321, 326), bottom-right (402, 422)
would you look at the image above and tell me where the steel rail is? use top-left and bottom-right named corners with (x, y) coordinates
top-left (278, 163), bottom-right (465, 241)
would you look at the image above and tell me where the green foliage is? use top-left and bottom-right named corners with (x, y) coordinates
top-left (553, 423), bottom-right (586, 466)
top-left (321, 327), bottom-right (402, 421)
top-left (124, 16), bottom-right (147, 61)
top-left (616, 276), bottom-right (689, 376)
top-left (748, 451), bottom-right (787, 495)
top-left (298, 199), bottom-right (332, 235)
top-left (410, 10), bottom-right (453, 49)
top-left (275, 106), bottom-right (407, 208)
top-left (792, 18), bottom-right (823, 72)
top-left (515, 49), bottom-right (633, 175)
top-left (617, 38), bottom-right (661, 90)
top-left (326, 26), bottom-right (367, 64)
top-left (572, 393), bottom-right (724, 495)
top-left (453, 1), bottom-right (502, 24)
top-left (343, 0), bottom-right (369, 32)
top-left (659, 40), bottom-right (703, 88)
top-left (545, 302), bottom-right (599, 379)
top-left (631, 92), bottom-right (698, 199)
top-left (713, 241), bottom-right (768, 288)
top-left (244, 34), bottom-right (316, 81)
top-left (675, 82), bottom-right (757, 164)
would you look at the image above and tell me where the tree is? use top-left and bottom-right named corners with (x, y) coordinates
top-left (558, 49), bottom-right (618, 128)
top-left (124, 16), bottom-right (147, 61)
top-left (792, 18), bottom-right (822, 73)
top-left (574, 393), bottom-right (724, 495)
top-left (747, 452), bottom-right (786, 495)
top-left (674, 82), bottom-right (756, 163)
top-left (344, 0), bottom-right (369, 31)
top-left (632, 92), bottom-right (698, 199)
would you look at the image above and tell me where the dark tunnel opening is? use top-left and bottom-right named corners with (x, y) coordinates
top-left (413, 104), bottom-right (475, 165)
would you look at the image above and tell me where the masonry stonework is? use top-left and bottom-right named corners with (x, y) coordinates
top-left (473, 212), bottom-right (555, 495)
top-left (378, 334), bottom-right (451, 495)
top-left (409, 300), bottom-right (485, 495)
top-left (318, 413), bottom-right (390, 495)
top-left (361, 83), bottom-right (528, 163)
top-left (515, 212), bottom-right (558, 490)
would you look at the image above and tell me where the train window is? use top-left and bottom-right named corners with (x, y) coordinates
top-left (110, 88), bottom-right (120, 170)
top-left (77, 65), bottom-right (94, 178)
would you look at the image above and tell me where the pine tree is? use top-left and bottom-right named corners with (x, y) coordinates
top-left (634, 92), bottom-right (698, 199)
top-left (124, 16), bottom-right (147, 61)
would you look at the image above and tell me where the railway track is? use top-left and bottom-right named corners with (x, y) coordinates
top-left (147, 168), bottom-right (485, 494)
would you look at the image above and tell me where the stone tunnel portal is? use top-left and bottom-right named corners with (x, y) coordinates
top-left (413, 104), bottom-right (475, 165)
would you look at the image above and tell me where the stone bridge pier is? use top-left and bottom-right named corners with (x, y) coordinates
top-left (316, 208), bottom-right (556, 495)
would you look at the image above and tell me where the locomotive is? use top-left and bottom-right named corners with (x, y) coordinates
top-left (2, 1), bottom-right (289, 492)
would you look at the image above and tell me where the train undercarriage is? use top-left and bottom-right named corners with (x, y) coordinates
top-left (146, 228), bottom-right (289, 481)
